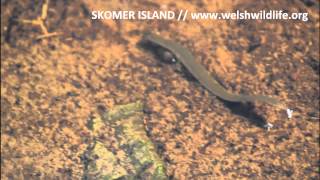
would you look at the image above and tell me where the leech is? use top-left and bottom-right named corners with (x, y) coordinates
top-left (142, 33), bottom-right (286, 109)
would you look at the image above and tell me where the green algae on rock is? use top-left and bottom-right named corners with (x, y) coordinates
top-left (84, 101), bottom-right (167, 179)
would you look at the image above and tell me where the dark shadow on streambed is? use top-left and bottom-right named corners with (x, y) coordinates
top-left (222, 101), bottom-right (268, 128)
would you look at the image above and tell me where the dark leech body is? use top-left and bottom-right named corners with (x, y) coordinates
top-left (142, 33), bottom-right (282, 106)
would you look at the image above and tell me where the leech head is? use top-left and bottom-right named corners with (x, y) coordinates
top-left (156, 48), bottom-right (177, 64)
